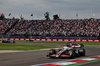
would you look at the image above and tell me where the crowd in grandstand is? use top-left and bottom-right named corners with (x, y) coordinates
top-left (0, 19), bottom-right (17, 35)
top-left (0, 18), bottom-right (100, 37)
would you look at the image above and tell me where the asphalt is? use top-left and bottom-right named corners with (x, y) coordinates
top-left (0, 43), bottom-right (100, 66)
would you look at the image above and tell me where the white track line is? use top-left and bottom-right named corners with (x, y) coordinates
top-left (0, 49), bottom-right (51, 53)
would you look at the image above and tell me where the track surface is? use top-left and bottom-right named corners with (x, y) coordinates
top-left (0, 43), bottom-right (100, 66)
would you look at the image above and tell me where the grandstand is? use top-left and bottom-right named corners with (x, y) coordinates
top-left (0, 18), bottom-right (100, 40)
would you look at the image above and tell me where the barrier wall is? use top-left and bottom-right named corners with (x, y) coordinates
top-left (9, 38), bottom-right (100, 42)
top-left (9, 36), bottom-right (100, 42)
top-left (10, 36), bottom-right (98, 40)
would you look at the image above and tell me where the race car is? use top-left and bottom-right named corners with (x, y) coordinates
top-left (2, 39), bottom-right (15, 43)
top-left (47, 42), bottom-right (85, 58)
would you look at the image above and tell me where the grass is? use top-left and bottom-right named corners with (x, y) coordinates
top-left (0, 41), bottom-right (99, 50)
top-left (75, 42), bottom-right (100, 45)
top-left (0, 43), bottom-right (59, 50)
top-left (15, 40), bottom-right (100, 45)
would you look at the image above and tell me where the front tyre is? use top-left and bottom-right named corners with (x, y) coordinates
top-left (49, 49), bottom-right (56, 58)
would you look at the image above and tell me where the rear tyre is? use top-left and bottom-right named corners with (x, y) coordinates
top-left (69, 49), bottom-right (75, 58)
top-left (79, 49), bottom-right (85, 56)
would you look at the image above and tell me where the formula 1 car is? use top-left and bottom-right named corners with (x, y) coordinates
top-left (47, 42), bottom-right (85, 58)
top-left (2, 40), bottom-right (15, 43)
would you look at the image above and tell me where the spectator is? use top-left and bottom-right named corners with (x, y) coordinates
top-left (1, 18), bottom-right (99, 37)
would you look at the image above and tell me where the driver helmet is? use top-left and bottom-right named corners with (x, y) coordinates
top-left (66, 44), bottom-right (70, 47)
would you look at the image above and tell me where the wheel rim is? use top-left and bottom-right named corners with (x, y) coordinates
top-left (69, 51), bottom-right (72, 55)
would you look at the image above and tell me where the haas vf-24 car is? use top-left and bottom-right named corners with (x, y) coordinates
top-left (47, 42), bottom-right (85, 58)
